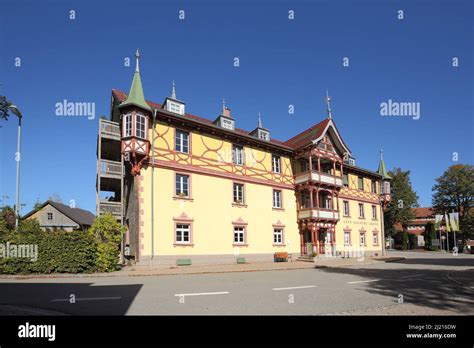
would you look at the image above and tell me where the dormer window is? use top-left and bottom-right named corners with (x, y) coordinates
top-left (258, 129), bottom-right (270, 141)
top-left (222, 118), bottom-right (234, 130)
top-left (123, 112), bottom-right (147, 139)
top-left (166, 100), bottom-right (185, 115)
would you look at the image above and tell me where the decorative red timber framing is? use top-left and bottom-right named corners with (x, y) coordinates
top-left (295, 140), bottom-right (344, 256)
top-left (148, 125), bottom-right (294, 189)
top-left (121, 110), bottom-right (151, 176)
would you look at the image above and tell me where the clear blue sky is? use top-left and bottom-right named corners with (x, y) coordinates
top-left (1, 0), bottom-right (473, 215)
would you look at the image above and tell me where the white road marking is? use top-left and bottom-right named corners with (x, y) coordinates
top-left (272, 285), bottom-right (317, 291)
top-left (347, 279), bottom-right (379, 284)
top-left (401, 274), bottom-right (423, 279)
top-left (174, 291), bottom-right (229, 297)
top-left (50, 296), bottom-right (121, 302)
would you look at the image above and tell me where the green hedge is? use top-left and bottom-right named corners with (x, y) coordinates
top-left (0, 231), bottom-right (97, 274)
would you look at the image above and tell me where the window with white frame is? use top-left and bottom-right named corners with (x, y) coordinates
top-left (372, 205), bottom-right (377, 220)
top-left (359, 232), bottom-right (366, 246)
top-left (136, 113), bottom-right (146, 139)
top-left (168, 101), bottom-right (184, 115)
top-left (273, 190), bottom-right (282, 208)
top-left (222, 118), bottom-right (234, 130)
top-left (272, 155), bottom-right (281, 173)
top-left (273, 228), bottom-right (283, 244)
top-left (47, 213), bottom-right (53, 220)
top-left (373, 232), bottom-right (379, 245)
top-left (234, 226), bottom-right (245, 244)
top-left (176, 224), bottom-right (190, 243)
top-left (259, 130), bottom-right (269, 141)
top-left (343, 201), bottom-right (350, 216)
top-left (324, 196), bottom-right (331, 209)
top-left (232, 145), bottom-right (244, 165)
top-left (175, 130), bottom-right (189, 153)
top-left (124, 113), bottom-right (132, 137)
top-left (175, 174), bottom-right (189, 197)
top-left (344, 231), bottom-right (351, 246)
top-left (358, 203), bottom-right (365, 218)
top-left (233, 183), bottom-right (244, 204)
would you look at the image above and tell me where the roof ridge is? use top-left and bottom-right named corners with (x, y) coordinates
top-left (113, 89), bottom-right (289, 146)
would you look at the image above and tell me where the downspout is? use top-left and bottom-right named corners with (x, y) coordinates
top-left (380, 203), bottom-right (386, 256)
top-left (150, 109), bottom-right (156, 266)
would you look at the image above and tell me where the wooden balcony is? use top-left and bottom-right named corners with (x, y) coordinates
top-left (295, 171), bottom-right (343, 187)
top-left (98, 201), bottom-right (122, 218)
top-left (297, 208), bottom-right (340, 221)
top-left (99, 159), bottom-right (123, 178)
top-left (99, 119), bottom-right (121, 140)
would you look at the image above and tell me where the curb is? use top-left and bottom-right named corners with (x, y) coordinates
top-left (0, 257), bottom-right (404, 279)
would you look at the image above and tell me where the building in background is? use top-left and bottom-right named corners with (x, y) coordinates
top-left (23, 200), bottom-right (95, 232)
top-left (96, 51), bottom-right (392, 266)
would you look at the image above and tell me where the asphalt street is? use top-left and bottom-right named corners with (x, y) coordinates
top-left (0, 251), bottom-right (472, 315)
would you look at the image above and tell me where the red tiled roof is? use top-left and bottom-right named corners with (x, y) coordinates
top-left (283, 119), bottom-right (330, 149)
top-left (113, 89), bottom-right (288, 147)
top-left (412, 207), bottom-right (435, 219)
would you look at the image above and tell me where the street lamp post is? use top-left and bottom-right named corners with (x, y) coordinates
top-left (0, 98), bottom-right (23, 227)
top-left (14, 113), bottom-right (22, 227)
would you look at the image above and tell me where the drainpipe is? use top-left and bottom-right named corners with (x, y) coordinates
top-left (150, 109), bottom-right (157, 267)
top-left (380, 202), bottom-right (386, 256)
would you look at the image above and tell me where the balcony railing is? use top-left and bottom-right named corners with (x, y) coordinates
top-left (99, 159), bottom-right (123, 177)
top-left (100, 119), bottom-right (121, 139)
top-left (297, 208), bottom-right (340, 220)
top-left (295, 171), bottom-right (343, 187)
top-left (98, 201), bottom-right (122, 217)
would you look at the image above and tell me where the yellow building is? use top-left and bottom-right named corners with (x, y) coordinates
top-left (96, 51), bottom-right (392, 266)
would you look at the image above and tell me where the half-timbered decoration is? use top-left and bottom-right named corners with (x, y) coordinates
top-left (96, 51), bottom-right (392, 265)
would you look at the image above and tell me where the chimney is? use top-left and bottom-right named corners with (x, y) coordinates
top-left (223, 107), bottom-right (232, 118)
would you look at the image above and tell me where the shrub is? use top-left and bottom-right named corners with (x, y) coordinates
top-left (0, 230), bottom-right (97, 274)
top-left (88, 213), bottom-right (125, 272)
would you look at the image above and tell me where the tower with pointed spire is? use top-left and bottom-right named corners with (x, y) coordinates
top-left (119, 49), bottom-right (153, 176)
top-left (377, 150), bottom-right (392, 206)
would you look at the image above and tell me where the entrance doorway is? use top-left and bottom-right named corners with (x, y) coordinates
top-left (318, 228), bottom-right (330, 254)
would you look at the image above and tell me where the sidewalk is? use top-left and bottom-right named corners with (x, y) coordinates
top-left (0, 256), bottom-right (404, 279)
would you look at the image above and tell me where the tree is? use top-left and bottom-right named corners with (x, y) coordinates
top-left (432, 164), bottom-right (474, 246)
top-left (401, 230), bottom-right (409, 250)
top-left (48, 194), bottom-right (63, 203)
top-left (384, 168), bottom-right (419, 237)
top-left (88, 213), bottom-right (126, 272)
top-left (424, 222), bottom-right (437, 250)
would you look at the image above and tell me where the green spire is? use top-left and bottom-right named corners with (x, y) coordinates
top-left (377, 150), bottom-right (391, 179)
top-left (120, 49), bottom-right (152, 112)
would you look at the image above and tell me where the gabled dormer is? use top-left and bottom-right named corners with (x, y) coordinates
top-left (249, 112), bottom-right (270, 141)
top-left (213, 99), bottom-right (235, 130)
top-left (163, 81), bottom-right (185, 116)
